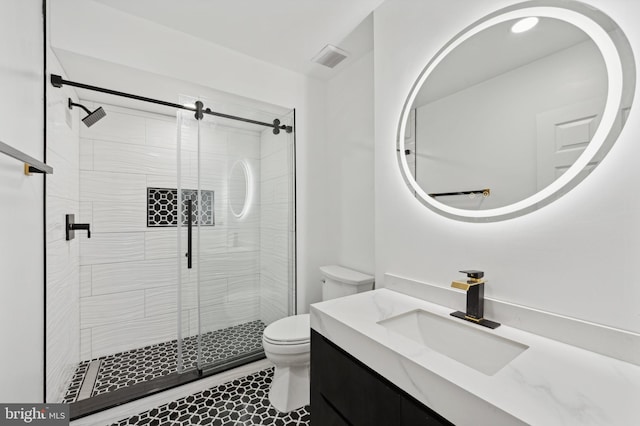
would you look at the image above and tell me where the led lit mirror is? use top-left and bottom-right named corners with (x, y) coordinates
top-left (397, 0), bottom-right (635, 222)
top-left (229, 160), bottom-right (250, 218)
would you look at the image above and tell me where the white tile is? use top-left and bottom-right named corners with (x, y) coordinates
top-left (260, 148), bottom-right (289, 182)
top-left (46, 253), bottom-right (80, 401)
top-left (80, 232), bottom-right (145, 265)
top-left (260, 202), bottom-right (292, 232)
top-left (80, 291), bottom-right (145, 328)
top-left (197, 228), bottom-right (228, 255)
top-left (79, 139), bottom-right (94, 171)
top-left (228, 274), bottom-right (260, 302)
top-left (47, 195), bottom-right (79, 244)
top-left (89, 312), bottom-right (177, 359)
top-left (93, 140), bottom-right (184, 177)
top-left (80, 108), bottom-right (145, 145)
top-left (92, 201), bottom-right (146, 233)
top-left (79, 201), bottom-right (93, 225)
top-left (79, 265), bottom-right (92, 297)
top-left (227, 131), bottom-right (260, 159)
top-left (91, 258), bottom-right (179, 296)
top-left (189, 297), bottom-right (260, 336)
top-left (260, 129), bottom-right (288, 159)
top-left (47, 93), bottom-right (80, 162)
top-left (145, 229), bottom-right (184, 260)
top-left (225, 226), bottom-right (259, 251)
top-left (80, 170), bottom-right (146, 203)
top-left (199, 250), bottom-right (260, 282)
top-left (145, 286), bottom-right (178, 317)
top-left (47, 149), bottom-right (79, 201)
top-left (198, 277), bottom-right (228, 307)
top-left (146, 117), bottom-right (177, 149)
top-left (261, 174), bottom-right (291, 205)
top-left (198, 126), bottom-right (228, 155)
top-left (192, 152), bottom-right (227, 182)
top-left (47, 237), bottom-right (79, 286)
top-left (80, 328), bottom-right (92, 361)
top-left (177, 117), bottom-right (199, 153)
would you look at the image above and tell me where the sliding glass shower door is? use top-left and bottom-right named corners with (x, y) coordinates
top-left (176, 97), bottom-right (295, 374)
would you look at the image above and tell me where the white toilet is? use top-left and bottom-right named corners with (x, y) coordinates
top-left (262, 264), bottom-right (374, 412)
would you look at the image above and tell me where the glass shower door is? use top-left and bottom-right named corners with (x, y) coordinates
top-left (177, 96), bottom-right (295, 374)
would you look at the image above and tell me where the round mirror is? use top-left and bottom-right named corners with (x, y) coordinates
top-left (229, 160), bottom-right (251, 218)
top-left (397, 0), bottom-right (635, 222)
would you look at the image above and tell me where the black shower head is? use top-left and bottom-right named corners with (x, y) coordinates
top-left (68, 98), bottom-right (106, 127)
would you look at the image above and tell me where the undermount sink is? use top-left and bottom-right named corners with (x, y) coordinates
top-left (377, 309), bottom-right (528, 375)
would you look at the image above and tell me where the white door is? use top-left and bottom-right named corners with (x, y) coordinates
top-left (536, 98), bottom-right (604, 191)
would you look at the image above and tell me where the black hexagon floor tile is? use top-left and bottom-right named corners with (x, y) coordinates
top-left (111, 368), bottom-right (310, 426)
top-left (63, 320), bottom-right (266, 403)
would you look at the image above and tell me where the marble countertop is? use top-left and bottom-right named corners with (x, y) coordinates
top-left (310, 288), bottom-right (640, 425)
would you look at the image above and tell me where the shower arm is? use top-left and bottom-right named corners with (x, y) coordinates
top-left (50, 74), bottom-right (293, 134)
top-left (68, 99), bottom-right (92, 116)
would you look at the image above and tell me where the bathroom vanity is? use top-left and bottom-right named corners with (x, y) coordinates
top-left (310, 287), bottom-right (640, 425)
top-left (311, 329), bottom-right (451, 425)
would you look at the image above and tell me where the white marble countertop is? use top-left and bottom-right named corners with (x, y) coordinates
top-left (310, 288), bottom-right (640, 426)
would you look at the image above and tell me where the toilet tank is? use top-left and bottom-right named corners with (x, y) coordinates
top-left (320, 265), bottom-right (375, 301)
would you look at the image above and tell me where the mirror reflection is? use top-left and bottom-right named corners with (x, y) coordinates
top-left (398, 0), bottom-right (637, 222)
top-left (406, 16), bottom-right (610, 210)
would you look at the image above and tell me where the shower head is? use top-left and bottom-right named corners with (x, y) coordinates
top-left (68, 98), bottom-right (107, 127)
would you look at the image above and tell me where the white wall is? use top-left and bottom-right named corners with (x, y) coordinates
top-left (0, 0), bottom-right (45, 402)
top-left (375, 0), bottom-right (640, 333)
top-left (326, 52), bottom-right (376, 275)
top-left (49, 0), bottom-right (328, 312)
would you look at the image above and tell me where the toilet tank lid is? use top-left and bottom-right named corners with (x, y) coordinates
top-left (319, 265), bottom-right (375, 286)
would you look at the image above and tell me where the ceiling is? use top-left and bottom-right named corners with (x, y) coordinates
top-left (91, 0), bottom-right (383, 79)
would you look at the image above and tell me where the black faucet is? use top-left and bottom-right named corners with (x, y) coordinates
top-left (450, 270), bottom-right (500, 329)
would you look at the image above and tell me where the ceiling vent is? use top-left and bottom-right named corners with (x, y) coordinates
top-left (312, 44), bottom-right (349, 68)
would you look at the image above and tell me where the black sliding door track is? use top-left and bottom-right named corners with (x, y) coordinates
top-left (50, 74), bottom-right (292, 134)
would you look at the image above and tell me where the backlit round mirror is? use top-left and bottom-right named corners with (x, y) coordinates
top-left (229, 160), bottom-right (251, 218)
top-left (397, 0), bottom-right (635, 222)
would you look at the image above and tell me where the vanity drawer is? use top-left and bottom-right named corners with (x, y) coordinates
top-left (311, 330), bottom-right (452, 425)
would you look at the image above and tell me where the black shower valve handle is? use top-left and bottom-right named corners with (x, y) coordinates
top-left (65, 214), bottom-right (91, 240)
top-left (71, 223), bottom-right (91, 238)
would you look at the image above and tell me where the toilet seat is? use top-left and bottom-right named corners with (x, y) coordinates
top-left (263, 314), bottom-right (310, 345)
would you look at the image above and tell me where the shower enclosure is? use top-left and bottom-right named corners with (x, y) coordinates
top-left (49, 86), bottom-right (295, 415)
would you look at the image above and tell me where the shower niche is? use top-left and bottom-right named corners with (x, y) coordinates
top-left (46, 84), bottom-right (295, 416)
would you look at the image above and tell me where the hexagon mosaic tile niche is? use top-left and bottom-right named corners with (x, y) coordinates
top-left (147, 187), bottom-right (215, 227)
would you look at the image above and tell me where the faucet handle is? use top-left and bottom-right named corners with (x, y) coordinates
top-left (459, 270), bottom-right (484, 279)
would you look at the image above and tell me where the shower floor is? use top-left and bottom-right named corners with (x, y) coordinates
top-left (63, 320), bottom-right (266, 403)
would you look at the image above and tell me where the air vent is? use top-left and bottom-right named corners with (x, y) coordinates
top-left (312, 44), bottom-right (349, 68)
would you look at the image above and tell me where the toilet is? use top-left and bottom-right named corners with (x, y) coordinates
top-left (262, 264), bottom-right (375, 412)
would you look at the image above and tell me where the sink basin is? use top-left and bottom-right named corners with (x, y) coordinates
top-left (377, 309), bottom-right (528, 375)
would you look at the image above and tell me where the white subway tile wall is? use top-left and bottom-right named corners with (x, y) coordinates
top-left (46, 74), bottom-right (82, 401)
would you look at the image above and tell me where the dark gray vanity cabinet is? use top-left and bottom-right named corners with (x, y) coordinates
top-left (311, 330), bottom-right (453, 425)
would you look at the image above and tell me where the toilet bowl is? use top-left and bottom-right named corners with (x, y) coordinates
top-left (262, 265), bottom-right (374, 412)
top-left (262, 314), bottom-right (310, 413)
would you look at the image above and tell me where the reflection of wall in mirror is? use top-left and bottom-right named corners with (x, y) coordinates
top-left (415, 38), bottom-right (607, 210)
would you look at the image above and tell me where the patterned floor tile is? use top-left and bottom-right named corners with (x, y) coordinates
top-left (63, 321), bottom-right (266, 403)
top-left (111, 368), bottom-right (310, 426)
